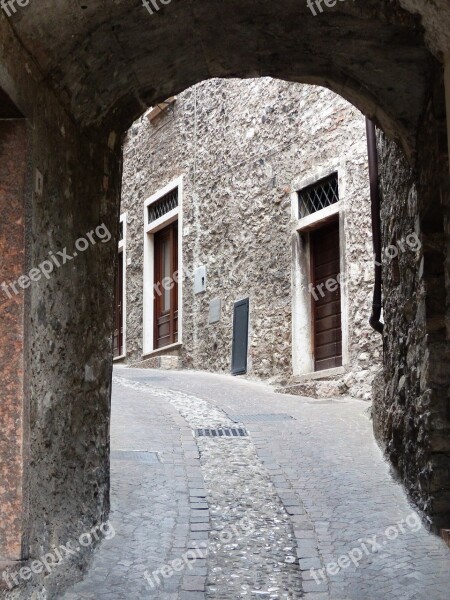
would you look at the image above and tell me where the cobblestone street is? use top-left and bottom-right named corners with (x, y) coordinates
top-left (62, 367), bottom-right (450, 600)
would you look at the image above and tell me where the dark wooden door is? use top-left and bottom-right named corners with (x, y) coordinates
top-left (113, 250), bottom-right (124, 357)
top-left (154, 222), bottom-right (178, 349)
top-left (311, 221), bottom-right (342, 371)
top-left (231, 298), bottom-right (249, 375)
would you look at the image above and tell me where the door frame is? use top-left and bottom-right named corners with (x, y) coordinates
top-left (143, 176), bottom-right (183, 356)
top-left (290, 165), bottom-right (350, 376)
top-left (113, 212), bottom-right (127, 360)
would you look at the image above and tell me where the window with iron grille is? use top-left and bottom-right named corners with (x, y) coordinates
top-left (148, 188), bottom-right (178, 224)
top-left (298, 173), bottom-right (339, 219)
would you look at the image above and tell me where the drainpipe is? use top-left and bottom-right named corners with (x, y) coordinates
top-left (366, 117), bottom-right (384, 335)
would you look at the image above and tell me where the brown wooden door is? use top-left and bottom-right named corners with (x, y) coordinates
top-left (113, 250), bottom-right (124, 357)
top-left (154, 221), bottom-right (178, 349)
top-left (310, 221), bottom-right (342, 371)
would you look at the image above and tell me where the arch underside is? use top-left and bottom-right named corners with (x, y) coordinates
top-left (5, 0), bottom-right (445, 155)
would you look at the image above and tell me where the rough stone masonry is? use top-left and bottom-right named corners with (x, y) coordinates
top-left (120, 78), bottom-right (383, 399)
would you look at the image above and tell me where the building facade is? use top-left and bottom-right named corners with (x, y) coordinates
top-left (118, 78), bottom-right (382, 399)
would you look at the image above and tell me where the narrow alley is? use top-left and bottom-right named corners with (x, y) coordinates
top-left (3, 5), bottom-right (450, 600)
top-left (62, 368), bottom-right (450, 600)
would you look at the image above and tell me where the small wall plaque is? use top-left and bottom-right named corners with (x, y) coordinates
top-left (194, 266), bottom-right (207, 294)
top-left (209, 298), bottom-right (222, 324)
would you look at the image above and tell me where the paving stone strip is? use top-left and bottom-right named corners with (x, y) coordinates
top-left (113, 375), bottom-right (304, 599)
top-left (113, 376), bottom-right (228, 426)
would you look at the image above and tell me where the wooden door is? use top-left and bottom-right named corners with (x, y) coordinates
top-left (113, 250), bottom-right (124, 357)
top-left (154, 222), bottom-right (178, 349)
top-left (310, 221), bottom-right (342, 371)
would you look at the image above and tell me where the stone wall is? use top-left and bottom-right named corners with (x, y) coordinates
top-left (121, 78), bottom-right (382, 396)
top-left (375, 74), bottom-right (450, 530)
top-left (0, 120), bottom-right (28, 562)
top-left (0, 16), bottom-right (121, 599)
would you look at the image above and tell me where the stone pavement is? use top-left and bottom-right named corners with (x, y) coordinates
top-left (62, 367), bottom-right (450, 600)
top-left (61, 373), bottom-right (203, 600)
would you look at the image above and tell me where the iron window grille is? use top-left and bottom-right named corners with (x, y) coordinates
top-left (148, 188), bottom-right (178, 224)
top-left (298, 173), bottom-right (339, 219)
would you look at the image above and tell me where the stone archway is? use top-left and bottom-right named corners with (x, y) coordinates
top-left (2, 1), bottom-right (447, 150)
top-left (0, 0), bottom-right (449, 593)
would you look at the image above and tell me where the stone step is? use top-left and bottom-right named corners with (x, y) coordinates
top-left (127, 354), bottom-right (181, 370)
top-left (275, 377), bottom-right (348, 399)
